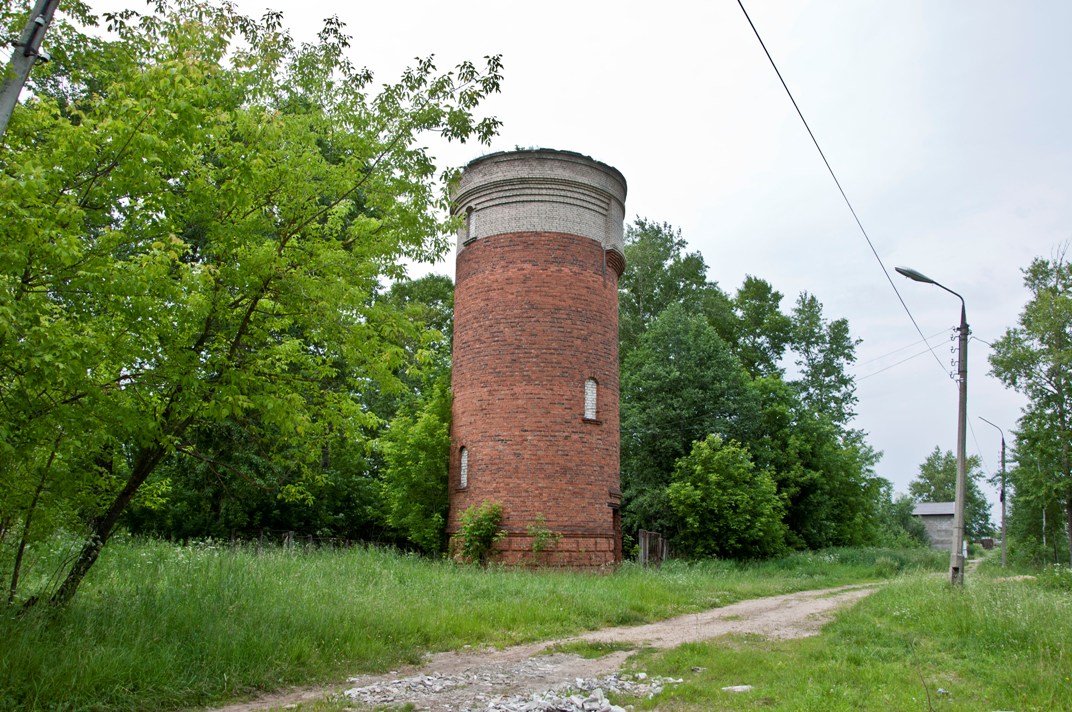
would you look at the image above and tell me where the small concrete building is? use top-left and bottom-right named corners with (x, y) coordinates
top-left (913, 502), bottom-right (955, 551)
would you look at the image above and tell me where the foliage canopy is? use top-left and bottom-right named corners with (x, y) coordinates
top-left (667, 435), bottom-right (787, 559)
top-left (0, 0), bottom-right (501, 603)
top-left (618, 218), bottom-right (897, 557)
top-left (989, 251), bottom-right (1072, 564)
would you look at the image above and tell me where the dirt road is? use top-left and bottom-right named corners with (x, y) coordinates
top-left (215, 583), bottom-right (877, 712)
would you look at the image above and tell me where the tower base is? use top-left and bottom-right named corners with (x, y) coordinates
top-left (451, 531), bottom-right (621, 569)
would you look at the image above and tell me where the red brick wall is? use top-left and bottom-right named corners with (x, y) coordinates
top-left (448, 231), bottom-right (621, 567)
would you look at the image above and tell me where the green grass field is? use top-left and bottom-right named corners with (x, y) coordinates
top-left (0, 537), bottom-right (942, 711)
top-left (619, 563), bottom-right (1072, 711)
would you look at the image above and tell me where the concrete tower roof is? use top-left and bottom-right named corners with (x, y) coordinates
top-left (452, 149), bottom-right (628, 264)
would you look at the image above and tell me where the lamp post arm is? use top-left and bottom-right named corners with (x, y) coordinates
top-left (932, 281), bottom-right (965, 314)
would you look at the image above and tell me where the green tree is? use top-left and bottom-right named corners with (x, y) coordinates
top-left (873, 481), bottom-right (930, 548)
top-left (732, 276), bottom-right (793, 379)
top-left (1001, 409), bottom-right (1070, 565)
top-left (121, 275), bottom-right (453, 545)
top-left (366, 275), bottom-right (455, 420)
top-left (989, 252), bottom-right (1072, 564)
top-left (620, 303), bottom-right (759, 535)
top-left (790, 292), bottom-right (860, 426)
top-left (748, 376), bottom-right (881, 548)
top-left (909, 447), bottom-right (992, 539)
top-left (367, 274), bottom-right (455, 553)
top-left (384, 275), bottom-right (455, 347)
top-left (0, 0), bottom-right (501, 604)
top-left (667, 435), bottom-right (786, 559)
top-left (377, 377), bottom-right (452, 554)
top-left (618, 219), bottom-right (734, 358)
top-left (611, 217), bottom-right (893, 555)
top-left (121, 418), bottom-right (389, 544)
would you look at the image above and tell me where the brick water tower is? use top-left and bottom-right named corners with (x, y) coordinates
top-left (447, 149), bottom-right (626, 567)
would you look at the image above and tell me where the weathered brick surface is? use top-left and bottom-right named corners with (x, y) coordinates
top-left (448, 230), bottom-right (622, 567)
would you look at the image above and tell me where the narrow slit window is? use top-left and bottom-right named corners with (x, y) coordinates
top-left (464, 207), bottom-right (476, 243)
top-left (459, 447), bottom-right (469, 488)
top-left (584, 378), bottom-right (598, 420)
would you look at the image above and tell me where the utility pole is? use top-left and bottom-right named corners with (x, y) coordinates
top-left (896, 266), bottom-right (969, 585)
top-left (952, 302), bottom-right (969, 584)
top-left (0, 0), bottom-right (61, 141)
top-left (979, 417), bottom-right (1007, 567)
top-left (999, 434), bottom-right (1006, 566)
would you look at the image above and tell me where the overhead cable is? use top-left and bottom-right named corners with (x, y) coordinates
top-left (736, 0), bottom-right (950, 380)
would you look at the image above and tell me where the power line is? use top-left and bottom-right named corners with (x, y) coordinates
top-left (856, 346), bottom-right (935, 382)
top-left (967, 416), bottom-right (990, 477)
top-left (857, 329), bottom-right (949, 367)
top-left (735, 0), bottom-right (950, 381)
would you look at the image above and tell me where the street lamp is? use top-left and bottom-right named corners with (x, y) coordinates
top-left (896, 266), bottom-right (969, 585)
top-left (978, 417), bottom-right (1007, 567)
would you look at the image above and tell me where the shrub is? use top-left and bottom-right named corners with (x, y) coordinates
top-left (455, 500), bottom-right (506, 565)
top-left (667, 435), bottom-right (786, 559)
top-left (1035, 564), bottom-right (1072, 592)
top-left (378, 380), bottom-right (452, 555)
top-left (526, 514), bottom-right (561, 563)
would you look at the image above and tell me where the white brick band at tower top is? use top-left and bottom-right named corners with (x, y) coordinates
top-left (452, 149), bottom-right (628, 258)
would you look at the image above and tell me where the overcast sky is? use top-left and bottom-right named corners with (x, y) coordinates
top-left (91, 1), bottom-right (1072, 512)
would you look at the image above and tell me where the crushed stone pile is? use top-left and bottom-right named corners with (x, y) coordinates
top-left (343, 669), bottom-right (682, 711)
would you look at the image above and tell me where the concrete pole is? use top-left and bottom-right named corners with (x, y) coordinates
top-left (895, 267), bottom-right (969, 586)
top-left (980, 417), bottom-right (1007, 567)
top-left (1000, 435), bottom-right (1006, 567)
top-left (0, 0), bottom-right (61, 141)
top-left (951, 303), bottom-right (968, 585)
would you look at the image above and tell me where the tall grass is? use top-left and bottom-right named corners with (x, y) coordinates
top-left (624, 568), bottom-right (1072, 710)
top-left (0, 537), bottom-right (942, 711)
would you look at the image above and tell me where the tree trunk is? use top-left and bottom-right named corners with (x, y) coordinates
top-left (45, 249), bottom-right (272, 607)
top-left (9, 475), bottom-right (45, 604)
top-left (8, 437), bottom-right (61, 603)
top-left (46, 444), bottom-right (166, 607)
top-left (1060, 392), bottom-right (1072, 566)
top-left (1065, 494), bottom-right (1072, 567)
